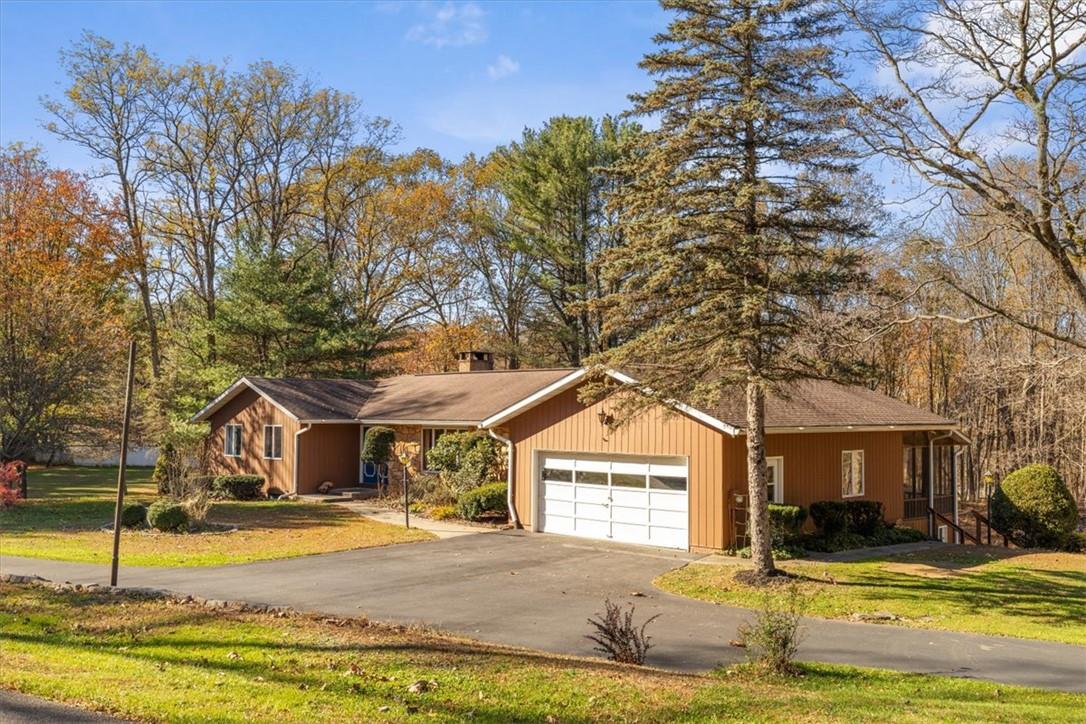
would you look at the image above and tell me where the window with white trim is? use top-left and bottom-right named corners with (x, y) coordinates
top-left (766, 457), bottom-right (783, 504)
top-left (224, 423), bottom-right (242, 457)
top-left (263, 424), bottom-right (283, 460)
top-left (842, 450), bottom-right (864, 498)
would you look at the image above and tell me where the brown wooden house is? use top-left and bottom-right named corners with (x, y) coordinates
top-left (192, 352), bottom-right (967, 552)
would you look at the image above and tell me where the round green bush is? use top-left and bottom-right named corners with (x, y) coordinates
top-left (361, 426), bottom-right (396, 465)
top-left (767, 504), bottom-right (807, 545)
top-left (147, 499), bottom-right (189, 533)
top-left (844, 500), bottom-right (884, 536)
top-left (212, 474), bottom-right (265, 501)
top-left (809, 500), bottom-right (848, 538)
top-left (457, 482), bottom-right (508, 521)
top-left (990, 464), bottom-right (1078, 549)
top-left (120, 502), bottom-right (147, 528)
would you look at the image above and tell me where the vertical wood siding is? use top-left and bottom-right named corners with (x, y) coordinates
top-left (722, 430), bottom-right (907, 528)
top-left (208, 388), bottom-right (298, 493)
top-left (297, 424), bottom-right (361, 494)
top-left (503, 387), bottom-right (727, 550)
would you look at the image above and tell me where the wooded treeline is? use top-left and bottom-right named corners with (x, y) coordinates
top-left (2, 2), bottom-right (1083, 510)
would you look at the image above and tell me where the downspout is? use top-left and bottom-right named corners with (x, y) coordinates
top-left (488, 428), bottom-right (520, 528)
top-left (929, 431), bottom-right (955, 541)
top-left (293, 424), bottom-right (312, 495)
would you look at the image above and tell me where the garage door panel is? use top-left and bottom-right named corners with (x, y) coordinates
top-left (610, 504), bottom-right (648, 524)
top-left (649, 507), bottom-right (687, 527)
top-left (610, 488), bottom-right (648, 508)
top-left (648, 491), bottom-right (688, 511)
top-left (542, 498), bottom-right (574, 517)
top-left (543, 481), bottom-right (574, 501)
top-left (573, 517), bottom-right (610, 539)
top-left (538, 452), bottom-right (689, 550)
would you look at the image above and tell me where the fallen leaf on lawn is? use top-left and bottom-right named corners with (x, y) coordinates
top-left (378, 705), bottom-right (390, 713)
top-left (254, 676), bottom-right (265, 682)
top-left (408, 680), bottom-right (436, 694)
top-left (227, 651), bottom-right (239, 660)
top-left (298, 683), bottom-right (309, 690)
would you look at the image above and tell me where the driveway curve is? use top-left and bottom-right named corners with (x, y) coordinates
top-left (2, 531), bottom-right (1083, 692)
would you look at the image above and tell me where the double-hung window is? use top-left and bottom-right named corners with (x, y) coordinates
top-left (263, 425), bottom-right (283, 460)
top-left (841, 449), bottom-right (865, 498)
top-left (224, 423), bottom-right (242, 457)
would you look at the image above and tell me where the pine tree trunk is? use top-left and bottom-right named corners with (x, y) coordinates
top-left (746, 380), bottom-right (775, 577)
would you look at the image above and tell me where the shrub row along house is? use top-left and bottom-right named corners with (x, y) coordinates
top-left (192, 351), bottom-right (968, 552)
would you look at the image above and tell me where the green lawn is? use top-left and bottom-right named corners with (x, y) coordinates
top-left (656, 547), bottom-right (1086, 646)
top-left (0, 466), bottom-right (432, 567)
top-left (1, 584), bottom-right (1081, 723)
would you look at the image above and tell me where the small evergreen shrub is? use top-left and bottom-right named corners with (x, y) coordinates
top-left (361, 427), bottom-right (396, 465)
top-left (120, 502), bottom-right (147, 528)
top-left (212, 474), bottom-right (265, 501)
top-left (845, 500), bottom-right (884, 536)
top-left (427, 432), bottom-right (504, 496)
top-left (457, 482), bottom-right (508, 521)
top-left (152, 442), bottom-right (175, 494)
top-left (809, 501), bottom-right (848, 537)
top-left (991, 464), bottom-right (1078, 548)
top-left (147, 500), bottom-right (189, 533)
top-left (767, 504), bottom-right (807, 544)
top-left (870, 524), bottom-right (926, 546)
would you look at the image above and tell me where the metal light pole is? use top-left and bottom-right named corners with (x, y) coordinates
top-left (110, 340), bottom-right (137, 587)
top-left (396, 450), bottom-right (412, 529)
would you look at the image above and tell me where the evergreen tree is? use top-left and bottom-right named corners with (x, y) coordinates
top-left (214, 235), bottom-right (380, 377)
top-left (592, 0), bottom-right (869, 577)
top-left (496, 116), bottom-right (639, 366)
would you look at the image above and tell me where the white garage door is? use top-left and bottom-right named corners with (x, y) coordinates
top-left (537, 453), bottom-right (689, 550)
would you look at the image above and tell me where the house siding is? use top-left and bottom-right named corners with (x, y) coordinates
top-left (297, 423), bottom-right (361, 494)
top-left (722, 430), bottom-right (907, 530)
top-left (208, 387), bottom-right (299, 493)
top-left (503, 386), bottom-right (727, 551)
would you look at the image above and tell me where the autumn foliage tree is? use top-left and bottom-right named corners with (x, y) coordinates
top-left (0, 146), bottom-right (127, 460)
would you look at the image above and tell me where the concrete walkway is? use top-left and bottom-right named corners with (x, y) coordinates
top-left (343, 501), bottom-right (493, 539)
top-left (2, 533), bottom-right (1083, 693)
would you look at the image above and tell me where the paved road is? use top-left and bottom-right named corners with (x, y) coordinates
top-left (3, 531), bottom-right (1084, 692)
top-left (0, 689), bottom-right (124, 723)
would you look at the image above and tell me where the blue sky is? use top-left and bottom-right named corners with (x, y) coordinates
top-left (0, 0), bottom-right (668, 170)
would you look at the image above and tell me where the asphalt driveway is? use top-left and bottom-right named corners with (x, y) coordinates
top-left (3, 531), bottom-right (1084, 692)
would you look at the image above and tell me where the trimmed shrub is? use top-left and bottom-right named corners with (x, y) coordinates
top-left (870, 524), bottom-right (926, 546)
top-left (147, 500), bottom-right (189, 533)
top-left (809, 500), bottom-right (848, 537)
top-left (1062, 531), bottom-right (1086, 553)
top-left (457, 482), bottom-right (508, 521)
top-left (212, 474), bottom-right (265, 501)
top-left (845, 500), bottom-right (884, 536)
top-left (361, 426), bottom-right (396, 465)
top-left (427, 432), bottom-right (504, 496)
top-left (120, 502), bottom-right (147, 528)
top-left (767, 504), bottom-right (807, 544)
top-left (991, 464), bottom-right (1078, 548)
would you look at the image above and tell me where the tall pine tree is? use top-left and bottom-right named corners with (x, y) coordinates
top-left (592, 0), bottom-right (868, 577)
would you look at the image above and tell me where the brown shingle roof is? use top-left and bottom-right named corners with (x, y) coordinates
top-left (246, 377), bottom-right (376, 420)
top-left (710, 379), bottom-right (956, 430)
top-left (355, 368), bottom-right (575, 423)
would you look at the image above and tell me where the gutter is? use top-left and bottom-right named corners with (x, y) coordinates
top-left (293, 423), bottom-right (312, 494)
top-left (487, 428), bottom-right (520, 528)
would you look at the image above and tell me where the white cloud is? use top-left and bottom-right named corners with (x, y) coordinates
top-left (486, 54), bottom-right (519, 81)
top-left (406, 1), bottom-right (487, 48)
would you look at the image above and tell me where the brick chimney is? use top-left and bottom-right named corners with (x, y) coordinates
top-left (458, 350), bottom-right (494, 372)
